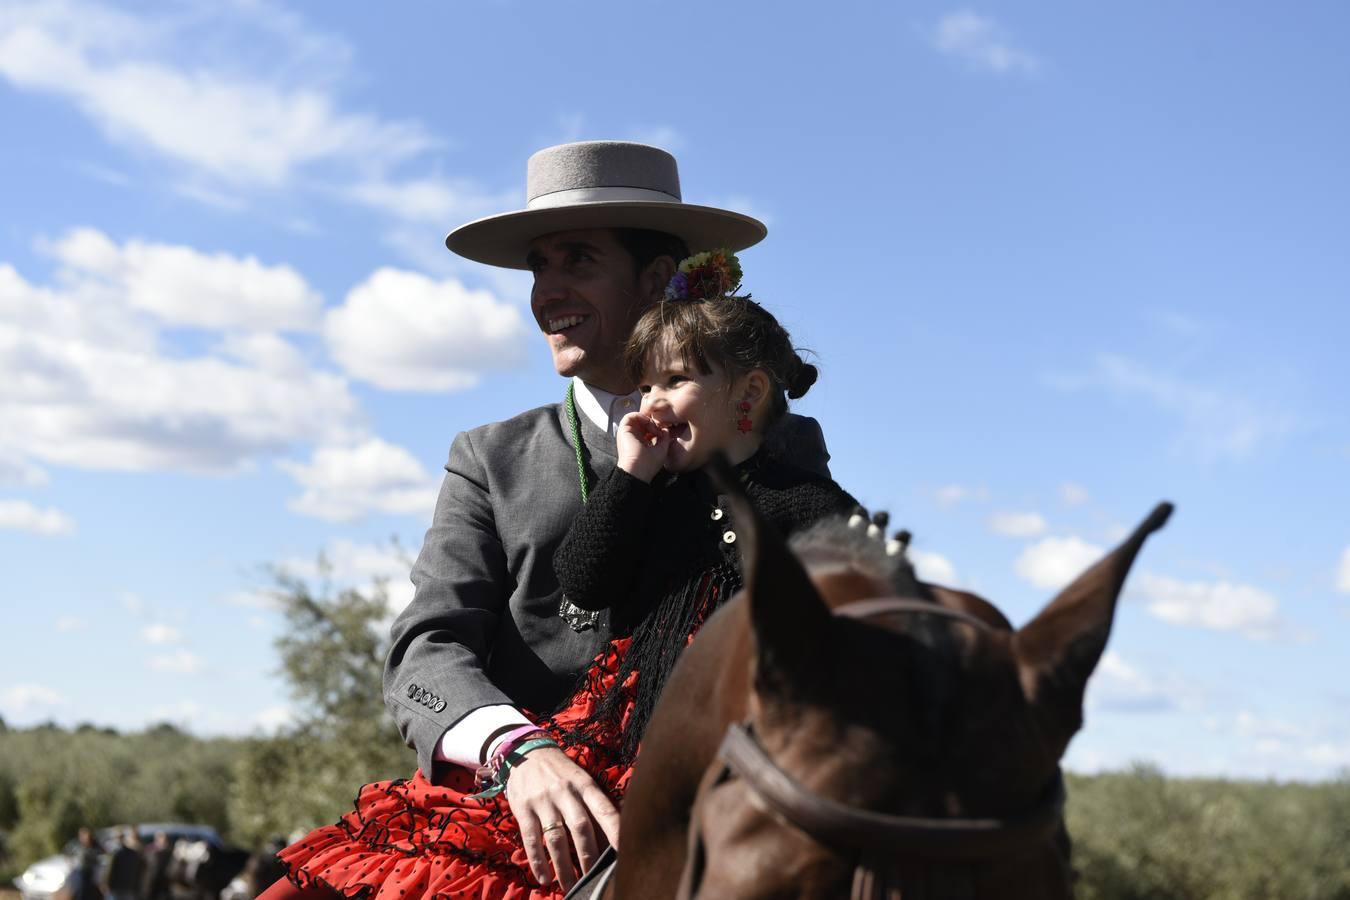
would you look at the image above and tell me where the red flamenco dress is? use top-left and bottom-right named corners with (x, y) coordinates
top-left (277, 637), bottom-right (638, 900)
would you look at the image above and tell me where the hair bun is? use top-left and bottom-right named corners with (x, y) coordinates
top-left (786, 357), bottom-right (818, 400)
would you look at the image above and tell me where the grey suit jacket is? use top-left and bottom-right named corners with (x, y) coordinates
top-left (384, 401), bottom-right (830, 776)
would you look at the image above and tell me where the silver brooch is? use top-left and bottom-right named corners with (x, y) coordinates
top-left (558, 595), bottom-right (600, 633)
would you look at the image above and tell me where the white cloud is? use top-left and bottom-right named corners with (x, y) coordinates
top-left (0, 499), bottom-right (76, 535)
top-left (280, 438), bottom-right (441, 523)
top-left (47, 227), bottom-right (322, 331)
top-left (141, 623), bottom-right (182, 645)
top-left (302, 539), bottom-right (412, 584)
top-left (55, 615), bottom-right (86, 631)
top-left (0, 1), bottom-right (504, 242)
top-left (147, 649), bottom-right (204, 674)
top-left (1131, 572), bottom-right (1280, 640)
top-left (987, 511), bottom-right (1048, 538)
top-left (1046, 354), bottom-right (1296, 461)
top-left (1059, 482), bottom-right (1090, 506)
top-left (626, 125), bottom-right (685, 152)
top-left (1234, 710), bottom-right (1307, 742)
top-left (220, 589), bottom-right (279, 611)
top-left (1086, 652), bottom-right (1191, 713)
top-left (344, 177), bottom-right (513, 226)
top-left (2, 683), bottom-right (68, 713)
top-left (0, 449), bottom-right (48, 486)
top-left (1336, 546), bottom-right (1350, 594)
top-left (931, 11), bottom-right (1040, 75)
top-left (254, 705), bottom-right (295, 733)
top-left (324, 268), bottom-right (528, 392)
top-left (1014, 535), bottom-right (1105, 590)
top-left (933, 483), bottom-right (988, 507)
top-left (280, 538), bottom-right (414, 617)
top-left (910, 548), bottom-right (958, 585)
top-left (0, 2), bottom-right (433, 188)
top-left (0, 234), bottom-right (362, 474)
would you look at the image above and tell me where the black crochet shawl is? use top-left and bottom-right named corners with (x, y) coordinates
top-left (553, 451), bottom-right (857, 761)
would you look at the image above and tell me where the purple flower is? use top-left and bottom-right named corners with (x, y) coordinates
top-left (665, 271), bottom-right (690, 300)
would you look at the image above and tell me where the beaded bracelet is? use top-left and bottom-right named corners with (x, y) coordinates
top-left (467, 735), bottom-right (560, 800)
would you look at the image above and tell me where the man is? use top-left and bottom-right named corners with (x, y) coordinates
top-left (103, 829), bottom-right (145, 900)
top-left (141, 832), bottom-right (172, 900)
top-left (67, 828), bottom-right (103, 900)
top-left (384, 140), bottom-right (829, 892)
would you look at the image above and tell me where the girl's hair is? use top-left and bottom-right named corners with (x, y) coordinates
top-left (623, 296), bottom-right (818, 425)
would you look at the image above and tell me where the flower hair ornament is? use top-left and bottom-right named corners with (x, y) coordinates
top-left (664, 249), bottom-right (745, 301)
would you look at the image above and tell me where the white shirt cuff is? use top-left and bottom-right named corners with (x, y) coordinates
top-left (434, 704), bottom-right (533, 768)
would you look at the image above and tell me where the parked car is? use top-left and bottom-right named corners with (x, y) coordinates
top-left (14, 823), bottom-right (225, 900)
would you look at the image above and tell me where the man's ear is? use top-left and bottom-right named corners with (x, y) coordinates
top-left (638, 255), bottom-right (676, 304)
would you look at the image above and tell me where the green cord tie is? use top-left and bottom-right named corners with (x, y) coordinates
top-left (565, 382), bottom-right (591, 505)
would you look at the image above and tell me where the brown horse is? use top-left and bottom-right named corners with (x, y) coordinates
top-left (595, 469), bottom-right (1172, 898)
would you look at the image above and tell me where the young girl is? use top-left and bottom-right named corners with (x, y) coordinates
top-left (274, 251), bottom-right (857, 900)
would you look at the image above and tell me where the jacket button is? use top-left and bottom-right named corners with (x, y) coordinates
top-left (407, 684), bottom-right (419, 699)
top-left (711, 508), bottom-right (724, 521)
top-left (433, 700), bottom-right (447, 713)
top-left (722, 530), bottom-right (737, 544)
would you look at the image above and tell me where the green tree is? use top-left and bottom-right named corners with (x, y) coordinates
top-left (227, 557), bottom-right (414, 846)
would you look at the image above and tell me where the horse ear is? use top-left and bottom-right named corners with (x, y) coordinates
top-left (1013, 502), bottom-right (1173, 750)
top-left (706, 454), bottom-right (831, 697)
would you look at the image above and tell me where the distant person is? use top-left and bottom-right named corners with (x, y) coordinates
top-left (243, 838), bottom-right (287, 899)
top-left (104, 829), bottom-right (145, 900)
top-left (67, 828), bottom-right (104, 900)
top-left (141, 832), bottom-right (173, 900)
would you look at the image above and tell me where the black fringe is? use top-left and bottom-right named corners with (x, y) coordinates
top-left (561, 560), bottom-right (741, 765)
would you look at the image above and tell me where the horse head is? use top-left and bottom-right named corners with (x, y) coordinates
top-left (668, 466), bottom-right (1172, 898)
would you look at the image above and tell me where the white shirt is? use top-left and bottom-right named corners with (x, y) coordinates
top-left (434, 378), bottom-right (640, 768)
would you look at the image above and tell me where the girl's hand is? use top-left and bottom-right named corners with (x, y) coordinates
top-left (616, 411), bottom-right (671, 482)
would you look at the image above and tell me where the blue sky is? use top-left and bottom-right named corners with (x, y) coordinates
top-left (1, 1), bottom-right (1346, 781)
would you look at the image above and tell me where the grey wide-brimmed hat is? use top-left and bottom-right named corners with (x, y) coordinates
top-left (445, 141), bottom-right (767, 269)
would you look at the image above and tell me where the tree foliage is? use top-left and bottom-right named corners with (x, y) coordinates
top-left (224, 559), bottom-right (413, 848)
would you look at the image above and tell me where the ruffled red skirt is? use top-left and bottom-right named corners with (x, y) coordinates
top-left (278, 639), bottom-right (637, 900)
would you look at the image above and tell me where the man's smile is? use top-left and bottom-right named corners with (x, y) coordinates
top-left (545, 313), bottom-right (589, 335)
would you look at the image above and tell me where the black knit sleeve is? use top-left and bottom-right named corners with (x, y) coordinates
top-left (553, 466), bottom-right (656, 611)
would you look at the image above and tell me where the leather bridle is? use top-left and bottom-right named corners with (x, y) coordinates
top-left (679, 598), bottom-right (1066, 899)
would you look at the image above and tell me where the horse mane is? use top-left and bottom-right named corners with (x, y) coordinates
top-left (788, 517), bottom-right (928, 599)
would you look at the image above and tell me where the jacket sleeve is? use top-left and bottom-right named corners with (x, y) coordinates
top-left (552, 466), bottom-right (655, 611)
top-left (383, 430), bottom-right (515, 777)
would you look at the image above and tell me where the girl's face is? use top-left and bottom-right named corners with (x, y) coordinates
top-left (638, 345), bottom-right (744, 473)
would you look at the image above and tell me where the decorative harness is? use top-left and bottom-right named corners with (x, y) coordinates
top-left (680, 598), bottom-right (1066, 900)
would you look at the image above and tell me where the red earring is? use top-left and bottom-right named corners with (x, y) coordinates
top-left (736, 401), bottom-right (753, 433)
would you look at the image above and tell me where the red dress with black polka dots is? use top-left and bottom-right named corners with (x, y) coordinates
top-left (276, 638), bottom-right (636, 900)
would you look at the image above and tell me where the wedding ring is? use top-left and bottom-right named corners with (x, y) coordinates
top-left (541, 822), bottom-right (565, 835)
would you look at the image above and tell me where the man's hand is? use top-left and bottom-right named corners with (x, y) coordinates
top-left (504, 746), bottom-right (621, 891)
top-left (616, 411), bottom-right (671, 482)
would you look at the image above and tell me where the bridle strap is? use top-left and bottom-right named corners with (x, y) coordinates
top-left (717, 723), bottom-right (1066, 860)
top-left (832, 596), bottom-right (999, 633)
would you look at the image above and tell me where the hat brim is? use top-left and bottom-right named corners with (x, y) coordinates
top-left (445, 201), bottom-right (767, 269)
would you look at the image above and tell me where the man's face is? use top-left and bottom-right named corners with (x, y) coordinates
top-left (527, 229), bottom-right (654, 392)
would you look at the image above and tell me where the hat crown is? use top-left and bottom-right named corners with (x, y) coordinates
top-left (526, 141), bottom-right (682, 205)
